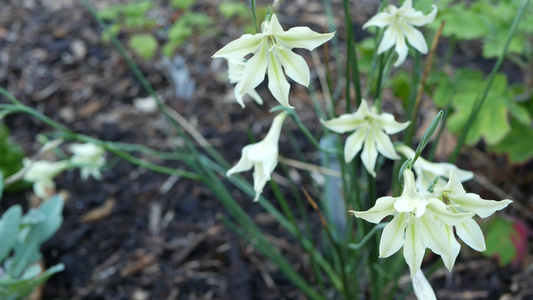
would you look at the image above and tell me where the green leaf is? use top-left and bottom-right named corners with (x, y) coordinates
top-left (414, 111), bottom-right (443, 164)
top-left (0, 263), bottom-right (64, 300)
top-left (506, 99), bottom-right (531, 125)
top-left (490, 118), bottom-right (533, 163)
top-left (129, 34), bottom-right (158, 60)
top-left (170, 0), bottom-right (196, 10)
top-left (0, 124), bottom-right (25, 192)
top-left (0, 171), bottom-right (3, 201)
top-left (219, 2), bottom-right (249, 18)
top-left (0, 205), bottom-right (22, 262)
top-left (482, 217), bottom-right (517, 266)
top-left (123, 1), bottom-right (153, 17)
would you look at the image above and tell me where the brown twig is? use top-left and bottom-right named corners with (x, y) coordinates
top-left (302, 188), bottom-right (327, 228)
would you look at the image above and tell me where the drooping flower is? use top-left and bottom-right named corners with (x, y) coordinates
top-left (350, 169), bottom-right (474, 276)
top-left (412, 270), bottom-right (436, 300)
top-left (321, 100), bottom-right (409, 177)
top-left (213, 14), bottom-right (335, 108)
top-left (22, 159), bottom-right (70, 199)
top-left (69, 143), bottom-right (106, 180)
top-left (396, 144), bottom-right (473, 191)
top-left (227, 112), bottom-right (287, 201)
top-left (432, 171), bottom-right (513, 269)
top-left (227, 58), bottom-right (263, 107)
top-left (363, 0), bottom-right (437, 67)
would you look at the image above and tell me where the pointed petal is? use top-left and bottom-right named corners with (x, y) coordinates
top-left (349, 196), bottom-right (396, 224)
top-left (252, 163), bottom-right (270, 201)
top-left (393, 30), bottom-right (409, 67)
top-left (363, 11), bottom-right (394, 29)
top-left (404, 221), bottom-right (425, 277)
top-left (373, 124), bottom-right (400, 160)
top-left (377, 26), bottom-right (397, 54)
top-left (227, 145), bottom-right (254, 176)
top-left (426, 198), bottom-right (474, 226)
top-left (401, 23), bottom-right (428, 54)
top-left (276, 48), bottom-right (310, 86)
top-left (376, 113), bottom-right (410, 134)
top-left (344, 129), bottom-right (367, 162)
top-left (454, 193), bottom-right (513, 218)
top-left (456, 218), bottom-right (486, 251)
top-left (412, 270), bottom-right (437, 300)
top-left (434, 171), bottom-right (467, 199)
top-left (213, 34), bottom-right (263, 58)
top-left (418, 213), bottom-right (450, 256)
top-left (278, 28), bottom-right (335, 51)
top-left (238, 42), bottom-right (268, 95)
top-left (266, 14), bottom-right (285, 35)
top-left (233, 82), bottom-right (246, 108)
top-left (321, 114), bottom-right (363, 133)
top-left (267, 51), bottom-right (292, 108)
top-left (361, 130), bottom-right (378, 177)
top-left (379, 213), bottom-right (408, 257)
top-left (402, 5), bottom-right (438, 26)
top-left (440, 223), bottom-right (461, 270)
top-left (247, 89), bottom-right (263, 105)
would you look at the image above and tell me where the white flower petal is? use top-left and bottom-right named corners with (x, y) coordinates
top-left (456, 218), bottom-right (486, 251)
top-left (402, 5), bottom-right (438, 26)
top-left (393, 31), bottom-right (409, 67)
top-left (252, 163), bottom-right (270, 202)
top-left (379, 213), bottom-right (408, 257)
top-left (321, 114), bottom-right (364, 133)
top-left (418, 213), bottom-right (450, 256)
top-left (401, 23), bottom-right (428, 54)
top-left (278, 27), bottom-right (335, 51)
top-left (376, 113), bottom-right (410, 134)
top-left (247, 89), bottom-right (263, 105)
top-left (238, 41), bottom-right (268, 95)
top-left (213, 34), bottom-right (263, 59)
top-left (344, 128), bottom-right (367, 162)
top-left (373, 123), bottom-right (400, 160)
top-left (276, 47), bottom-right (310, 86)
top-left (426, 198), bottom-right (474, 226)
top-left (227, 146), bottom-right (254, 176)
top-left (377, 26), bottom-right (397, 54)
top-left (440, 223), bottom-right (461, 270)
top-left (404, 220), bottom-right (425, 277)
top-left (267, 50), bottom-right (292, 108)
top-left (455, 193), bottom-right (513, 218)
top-left (361, 128), bottom-right (378, 177)
top-left (233, 82), bottom-right (246, 108)
top-left (363, 11), bottom-right (394, 29)
top-left (266, 14), bottom-right (284, 35)
top-left (349, 196), bottom-right (396, 224)
top-left (412, 270), bottom-right (437, 300)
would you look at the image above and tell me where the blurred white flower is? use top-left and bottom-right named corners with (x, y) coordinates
top-left (227, 112), bottom-right (287, 201)
top-left (363, 0), bottom-right (437, 67)
top-left (412, 270), bottom-right (436, 300)
top-left (23, 159), bottom-right (70, 199)
top-left (350, 169), bottom-right (473, 276)
top-left (321, 100), bottom-right (409, 177)
top-left (396, 144), bottom-right (474, 190)
top-left (227, 58), bottom-right (263, 107)
top-left (433, 171), bottom-right (513, 269)
top-left (213, 14), bottom-right (334, 108)
top-left (69, 143), bottom-right (106, 180)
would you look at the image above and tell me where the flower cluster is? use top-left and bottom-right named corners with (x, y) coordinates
top-left (350, 168), bottom-right (512, 276)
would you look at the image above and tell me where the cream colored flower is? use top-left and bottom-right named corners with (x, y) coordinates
top-left (227, 58), bottom-right (263, 107)
top-left (350, 169), bottom-right (474, 276)
top-left (213, 14), bottom-right (334, 108)
top-left (23, 159), bottom-right (70, 199)
top-left (396, 144), bottom-right (473, 191)
top-left (69, 143), bottom-right (106, 180)
top-left (363, 0), bottom-right (437, 67)
top-left (227, 112), bottom-right (287, 201)
top-left (321, 100), bottom-right (409, 177)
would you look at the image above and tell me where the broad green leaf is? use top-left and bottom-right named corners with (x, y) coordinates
top-left (123, 1), bottom-right (153, 17)
top-left (490, 118), bottom-right (533, 163)
top-left (0, 205), bottom-right (22, 262)
top-left (129, 34), bottom-right (158, 60)
top-left (506, 100), bottom-right (531, 125)
top-left (171, 0), bottom-right (196, 10)
top-left (0, 125), bottom-right (25, 192)
top-left (482, 217), bottom-right (517, 266)
top-left (219, 2), bottom-right (248, 18)
top-left (0, 263), bottom-right (64, 300)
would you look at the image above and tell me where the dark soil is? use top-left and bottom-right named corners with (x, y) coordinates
top-left (1, 0), bottom-right (532, 300)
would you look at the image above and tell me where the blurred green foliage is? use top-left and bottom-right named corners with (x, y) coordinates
top-left (0, 125), bottom-right (26, 192)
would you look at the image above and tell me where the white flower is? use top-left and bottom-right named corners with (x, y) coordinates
top-left (22, 159), bottom-right (70, 199)
top-left (432, 171), bottom-right (513, 269)
top-left (396, 144), bottom-right (474, 191)
top-left (213, 14), bottom-right (334, 108)
top-left (227, 58), bottom-right (263, 107)
top-left (69, 143), bottom-right (106, 180)
top-left (321, 100), bottom-right (409, 177)
top-left (350, 169), bottom-right (474, 276)
top-left (227, 112), bottom-right (287, 201)
top-left (363, 0), bottom-right (437, 67)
